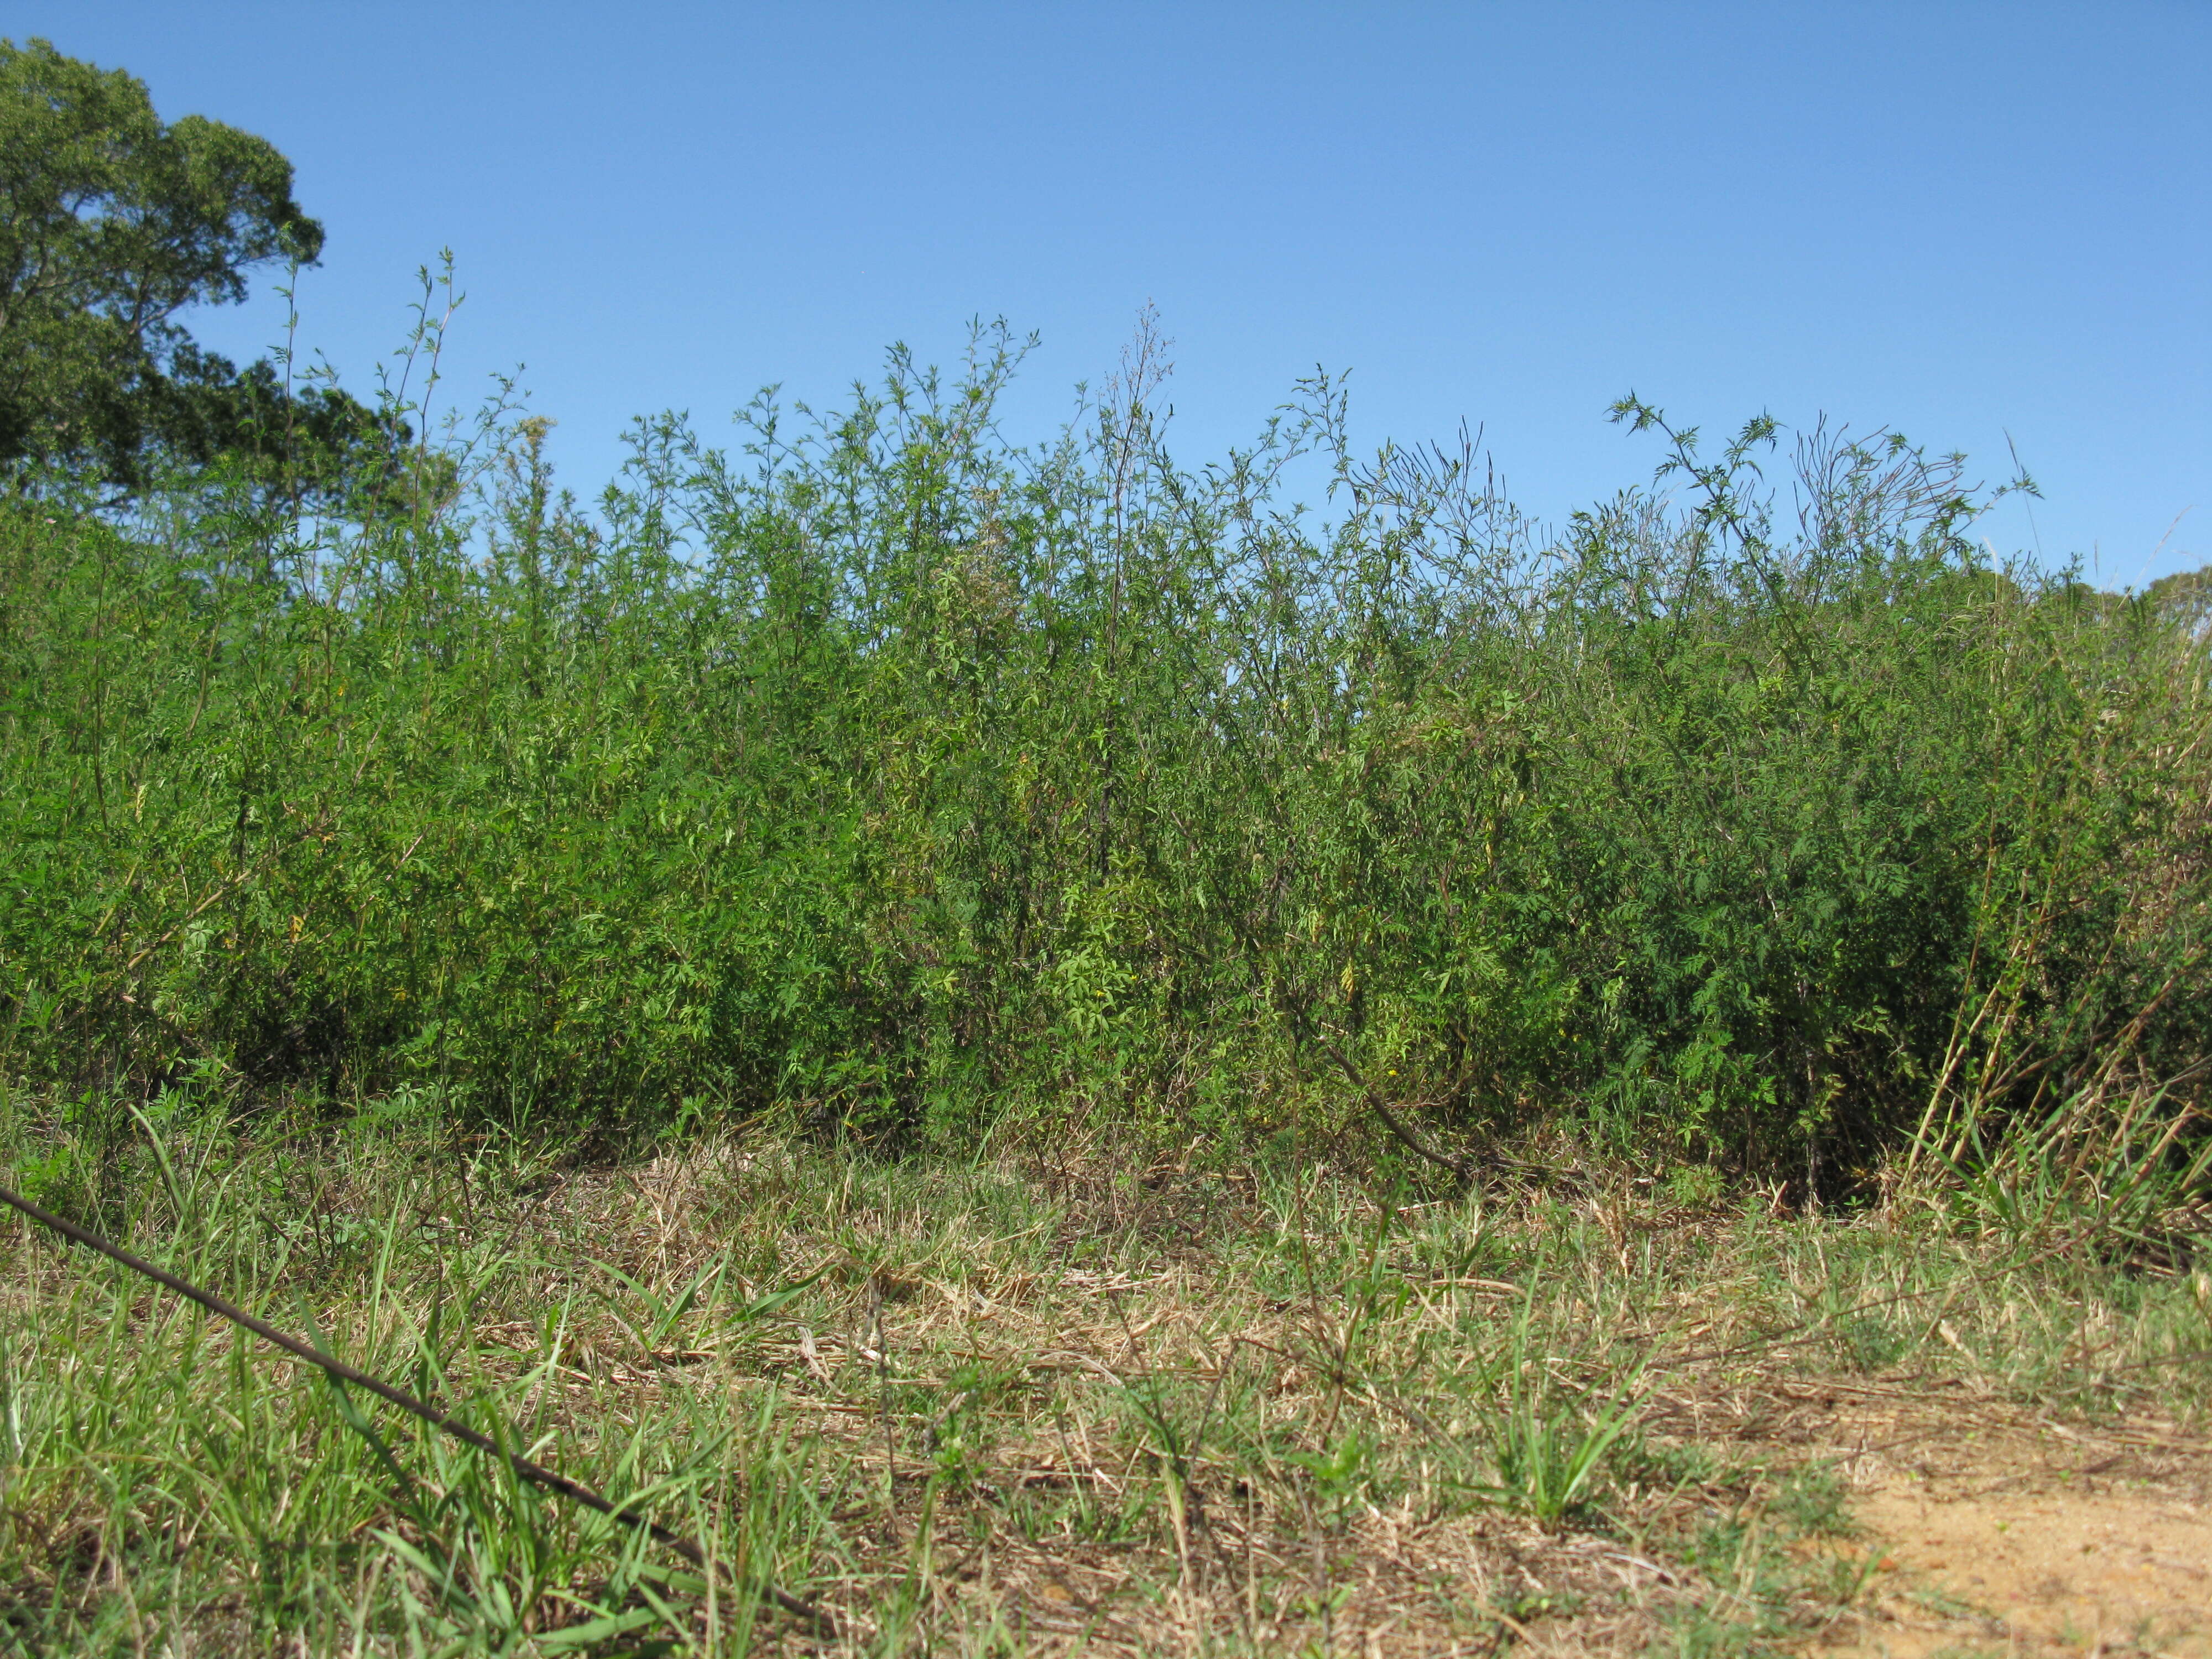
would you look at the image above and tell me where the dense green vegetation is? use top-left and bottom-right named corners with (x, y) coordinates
top-left (5, 306), bottom-right (2207, 1191)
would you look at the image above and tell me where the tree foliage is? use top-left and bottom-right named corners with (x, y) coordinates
top-left (0, 36), bottom-right (389, 500)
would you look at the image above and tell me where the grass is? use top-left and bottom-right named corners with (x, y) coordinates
top-left (3, 1096), bottom-right (2206, 1655)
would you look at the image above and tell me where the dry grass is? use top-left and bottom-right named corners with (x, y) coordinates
top-left (3, 1121), bottom-right (2209, 1655)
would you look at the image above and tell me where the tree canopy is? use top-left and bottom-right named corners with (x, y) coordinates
top-left (0, 36), bottom-right (390, 501)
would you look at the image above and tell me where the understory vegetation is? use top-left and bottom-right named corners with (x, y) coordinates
top-left (7, 312), bottom-right (2212, 1202)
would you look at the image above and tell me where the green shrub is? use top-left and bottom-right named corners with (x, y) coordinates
top-left (3, 328), bottom-right (2207, 1187)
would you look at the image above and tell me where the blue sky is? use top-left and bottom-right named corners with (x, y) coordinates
top-left (30, 3), bottom-right (2212, 583)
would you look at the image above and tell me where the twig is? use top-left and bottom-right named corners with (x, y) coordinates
top-left (1295, 1010), bottom-right (1483, 1185)
top-left (0, 1183), bottom-right (833, 1634)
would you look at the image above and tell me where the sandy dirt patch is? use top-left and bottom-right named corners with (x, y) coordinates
top-left (1821, 1419), bottom-right (2212, 1657)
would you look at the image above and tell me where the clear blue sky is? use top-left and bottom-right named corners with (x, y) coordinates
top-left (30, 3), bottom-right (2212, 584)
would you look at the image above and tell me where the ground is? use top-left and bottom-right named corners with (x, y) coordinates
top-left (3, 1129), bottom-right (2208, 1655)
top-left (1817, 1412), bottom-right (2211, 1658)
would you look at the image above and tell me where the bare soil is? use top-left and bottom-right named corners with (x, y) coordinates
top-left (1805, 1399), bottom-right (2212, 1658)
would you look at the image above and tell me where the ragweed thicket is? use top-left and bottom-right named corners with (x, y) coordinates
top-left (6, 311), bottom-right (2210, 1197)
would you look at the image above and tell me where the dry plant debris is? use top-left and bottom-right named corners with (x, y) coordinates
top-left (2, 1133), bottom-right (2208, 1656)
